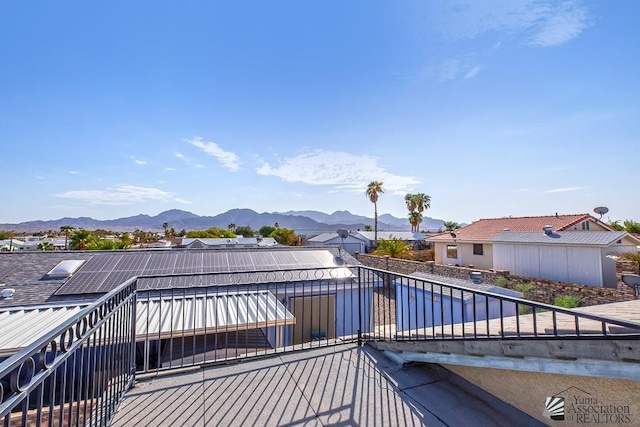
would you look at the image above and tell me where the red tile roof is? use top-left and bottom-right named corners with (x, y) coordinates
top-left (429, 213), bottom-right (611, 241)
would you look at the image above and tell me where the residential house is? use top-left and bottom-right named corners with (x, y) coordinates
top-left (491, 230), bottom-right (639, 288)
top-left (428, 213), bottom-right (614, 270)
top-left (307, 232), bottom-right (368, 255)
top-left (427, 213), bottom-right (639, 288)
top-left (180, 237), bottom-right (278, 249)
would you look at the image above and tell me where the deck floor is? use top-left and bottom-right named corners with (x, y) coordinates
top-left (112, 344), bottom-right (542, 427)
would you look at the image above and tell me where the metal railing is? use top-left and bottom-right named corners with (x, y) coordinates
top-left (2, 265), bottom-right (639, 426)
top-left (0, 279), bottom-right (136, 427)
top-left (362, 266), bottom-right (640, 342)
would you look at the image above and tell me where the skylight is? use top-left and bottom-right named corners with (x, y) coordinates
top-left (46, 260), bottom-right (86, 278)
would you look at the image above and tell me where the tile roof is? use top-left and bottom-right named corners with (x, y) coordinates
top-left (490, 230), bottom-right (635, 246)
top-left (428, 213), bottom-right (608, 242)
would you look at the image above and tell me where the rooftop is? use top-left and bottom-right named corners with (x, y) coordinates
top-left (428, 213), bottom-right (609, 242)
top-left (111, 344), bottom-right (543, 427)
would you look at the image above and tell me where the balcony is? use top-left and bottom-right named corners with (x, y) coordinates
top-left (1, 266), bottom-right (639, 426)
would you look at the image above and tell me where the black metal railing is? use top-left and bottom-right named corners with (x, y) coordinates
top-left (0, 279), bottom-right (136, 427)
top-left (362, 266), bottom-right (640, 342)
top-left (2, 264), bottom-right (639, 426)
top-left (133, 267), bottom-right (365, 373)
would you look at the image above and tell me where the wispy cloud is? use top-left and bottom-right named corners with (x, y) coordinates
top-left (256, 150), bottom-right (420, 195)
top-left (165, 167), bottom-right (176, 171)
top-left (543, 186), bottom-right (586, 193)
top-left (68, 171), bottom-right (78, 175)
top-left (420, 57), bottom-right (482, 82)
top-left (464, 65), bottom-right (481, 79)
top-left (186, 136), bottom-right (240, 171)
top-left (55, 185), bottom-right (189, 205)
top-left (429, 0), bottom-right (591, 47)
top-left (131, 156), bottom-right (147, 165)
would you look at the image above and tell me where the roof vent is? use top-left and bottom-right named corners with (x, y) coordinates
top-left (543, 225), bottom-right (553, 235)
top-left (46, 260), bottom-right (86, 278)
top-left (1, 288), bottom-right (15, 298)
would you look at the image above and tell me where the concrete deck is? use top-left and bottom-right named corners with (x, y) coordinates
top-left (112, 344), bottom-right (543, 427)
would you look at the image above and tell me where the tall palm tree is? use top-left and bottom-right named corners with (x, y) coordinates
top-left (162, 222), bottom-right (169, 237)
top-left (405, 193), bottom-right (431, 232)
top-left (60, 225), bottom-right (75, 250)
top-left (412, 193), bottom-right (431, 215)
top-left (365, 181), bottom-right (384, 246)
top-left (408, 211), bottom-right (423, 232)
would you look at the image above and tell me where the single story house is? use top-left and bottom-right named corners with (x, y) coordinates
top-left (491, 230), bottom-right (639, 288)
top-left (180, 237), bottom-right (278, 249)
top-left (428, 213), bottom-right (614, 270)
top-left (307, 232), bottom-right (368, 255)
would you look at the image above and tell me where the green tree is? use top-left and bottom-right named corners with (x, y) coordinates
top-left (405, 193), bottom-right (431, 232)
top-left (363, 225), bottom-right (372, 232)
top-left (408, 211), bottom-right (422, 233)
top-left (270, 227), bottom-right (301, 246)
top-left (259, 225), bottom-right (276, 237)
top-left (37, 241), bottom-right (56, 251)
top-left (60, 225), bottom-right (75, 250)
top-left (373, 237), bottom-right (412, 259)
top-left (234, 226), bottom-right (255, 237)
top-left (228, 223), bottom-right (236, 232)
top-left (623, 220), bottom-right (640, 234)
top-left (366, 181), bottom-right (384, 245)
top-left (186, 227), bottom-right (236, 238)
top-left (70, 229), bottom-right (96, 250)
top-left (163, 222), bottom-right (169, 237)
top-left (443, 221), bottom-right (461, 231)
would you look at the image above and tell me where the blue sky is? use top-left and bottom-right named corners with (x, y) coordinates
top-left (1, 1), bottom-right (639, 225)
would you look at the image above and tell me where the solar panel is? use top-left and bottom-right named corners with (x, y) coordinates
top-left (55, 271), bottom-right (111, 295)
top-left (55, 248), bottom-right (346, 296)
top-left (80, 254), bottom-right (122, 273)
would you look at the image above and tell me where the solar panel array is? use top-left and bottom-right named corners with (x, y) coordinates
top-left (55, 249), bottom-right (348, 296)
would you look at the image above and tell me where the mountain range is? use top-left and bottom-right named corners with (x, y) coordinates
top-left (0, 209), bottom-right (446, 234)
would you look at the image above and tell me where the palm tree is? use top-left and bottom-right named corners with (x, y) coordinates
top-left (412, 193), bottom-right (431, 215)
top-left (405, 193), bottom-right (431, 232)
top-left (60, 225), bottom-right (75, 250)
top-left (443, 221), bottom-right (461, 231)
top-left (365, 181), bottom-right (384, 246)
top-left (162, 222), bottom-right (169, 237)
top-left (373, 237), bottom-right (412, 259)
top-left (408, 211), bottom-right (422, 232)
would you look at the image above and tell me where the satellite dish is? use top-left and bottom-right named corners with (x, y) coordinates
top-left (593, 206), bottom-right (609, 218)
top-left (337, 229), bottom-right (349, 239)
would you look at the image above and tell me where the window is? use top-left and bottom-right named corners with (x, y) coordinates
top-left (582, 221), bottom-right (590, 230)
top-left (446, 245), bottom-right (458, 259)
top-left (473, 244), bottom-right (483, 255)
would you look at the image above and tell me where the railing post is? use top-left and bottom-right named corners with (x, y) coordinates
top-left (357, 267), bottom-right (362, 346)
top-left (129, 281), bottom-right (138, 387)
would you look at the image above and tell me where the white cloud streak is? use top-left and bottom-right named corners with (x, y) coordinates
top-left (464, 65), bottom-right (481, 79)
top-left (186, 136), bottom-right (240, 171)
top-left (256, 150), bottom-right (420, 195)
top-left (55, 185), bottom-right (189, 205)
top-left (543, 186), bottom-right (586, 193)
top-left (429, 0), bottom-right (591, 47)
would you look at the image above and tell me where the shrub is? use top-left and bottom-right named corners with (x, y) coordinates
top-left (495, 276), bottom-right (508, 287)
top-left (373, 237), bottom-right (413, 259)
top-left (514, 282), bottom-right (534, 298)
top-left (554, 294), bottom-right (583, 309)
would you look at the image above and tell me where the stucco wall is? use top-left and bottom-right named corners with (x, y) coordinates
top-left (444, 364), bottom-right (640, 426)
top-left (355, 253), bottom-right (638, 305)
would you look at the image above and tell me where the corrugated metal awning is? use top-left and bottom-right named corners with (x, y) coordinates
top-left (0, 291), bottom-right (295, 356)
top-left (136, 290), bottom-right (295, 340)
top-left (0, 304), bottom-right (90, 356)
